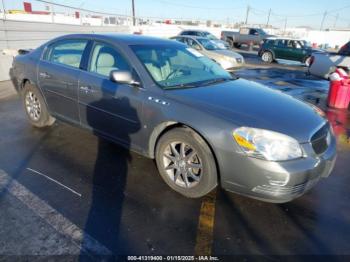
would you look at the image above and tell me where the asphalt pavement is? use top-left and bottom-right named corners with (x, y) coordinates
top-left (0, 53), bottom-right (350, 259)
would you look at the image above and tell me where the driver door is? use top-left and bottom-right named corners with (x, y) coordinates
top-left (78, 41), bottom-right (143, 144)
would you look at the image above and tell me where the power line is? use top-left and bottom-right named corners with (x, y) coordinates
top-left (153, 0), bottom-right (245, 10)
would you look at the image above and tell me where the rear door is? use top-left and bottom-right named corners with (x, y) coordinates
top-left (288, 40), bottom-right (307, 62)
top-left (38, 39), bottom-right (89, 124)
top-left (78, 40), bottom-right (143, 144)
top-left (273, 39), bottom-right (288, 59)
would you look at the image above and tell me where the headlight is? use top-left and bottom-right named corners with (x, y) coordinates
top-left (233, 127), bottom-right (303, 161)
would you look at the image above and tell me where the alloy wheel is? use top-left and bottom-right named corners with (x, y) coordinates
top-left (162, 141), bottom-right (202, 188)
top-left (25, 91), bottom-right (41, 121)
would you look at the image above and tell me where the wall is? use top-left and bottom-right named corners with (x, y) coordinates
top-left (0, 19), bottom-right (130, 81)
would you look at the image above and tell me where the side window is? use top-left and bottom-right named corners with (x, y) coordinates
top-left (249, 29), bottom-right (258, 35)
top-left (276, 40), bottom-right (285, 47)
top-left (186, 31), bottom-right (195, 36)
top-left (88, 42), bottom-right (130, 77)
top-left (175, 37), bottom-right (186, 44)
top-left (46, 40), bottom-right (88, 68)
top-left (180, 31), bottom-right (188, 35)
top-left (240, 28), bottom-right (249, 35)
top-left (185, 38), bottom-right (201, 50)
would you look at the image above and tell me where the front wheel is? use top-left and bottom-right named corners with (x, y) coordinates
top-left (22, 82), bottom-right (55, 128)
top-left (261, 51), bottom-right (273, 63)
top-left (155, 127), bottom-right (217, 198)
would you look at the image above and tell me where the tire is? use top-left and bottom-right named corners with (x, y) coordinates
top-left (233, 43), bottom-right (241, 49)
top-left (304, 56), bottom-right (311, 67)
top-left (155, 127), bottom-right (217, 198)
top-left (227, 38), bottom-right (234, 49)
top-left (261, 51), bottom-right (273, 63)
top-left (22, 82), bottom-right (55, 128)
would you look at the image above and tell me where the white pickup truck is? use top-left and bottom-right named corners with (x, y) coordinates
top-left (308, 42), bottom-right (350, 79)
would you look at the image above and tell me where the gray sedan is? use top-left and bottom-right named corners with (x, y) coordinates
top-left (171, 35), bottom-right (245, 71)
top-left (10, 34), bottom-right (336, 203)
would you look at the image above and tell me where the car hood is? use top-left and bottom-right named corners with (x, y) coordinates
top-left (165, 79), bottom-right (326, 142)
top-left (210, 49), bottom-right (243, 59)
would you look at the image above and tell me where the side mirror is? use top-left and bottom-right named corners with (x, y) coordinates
top-left (110, 70), bottom-right (140, 87)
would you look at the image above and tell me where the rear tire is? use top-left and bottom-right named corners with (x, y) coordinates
top-left (155, 127), bottom-right (217, 198)
top-left (22, 82), bottom-right (55, 128)
top-left (261, 51), bottom-right (273, 63)
top-left (233, 43), bottom-right (242, 49)
top-left (227, 38), bottom-right (234, 49)
top-left (304, 56), bottom-right (312, 67)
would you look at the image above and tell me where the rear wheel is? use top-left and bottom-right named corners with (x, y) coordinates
top-left (155, 127), bottom-right (217, 198)
top-left (227, 38), bottom-right (234, 48)
top-left (22, 82), bottom-right (55, 128)
top-left (304, 56), bottom-right (312, 67)
top-left (233, 43), bottom-right (242, 49)
top-left (261, 51), bottom-right (273, 63)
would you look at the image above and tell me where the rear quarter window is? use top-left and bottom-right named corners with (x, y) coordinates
top-left (44, 39), bottom-right (88, 68)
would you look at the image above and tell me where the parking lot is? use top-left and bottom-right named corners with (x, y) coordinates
top-left (0, 49), bottom-right (349, 259)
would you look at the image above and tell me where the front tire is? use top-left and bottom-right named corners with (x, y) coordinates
top-left (261, 51), bottom-right (273, 63)
top-left (155, 127), bottom-right (217, 198)
top-left (22, 82), bottom-right (55, 128)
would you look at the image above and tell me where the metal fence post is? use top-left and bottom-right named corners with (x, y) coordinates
top-left (1, 0), bottom-right (6, 20)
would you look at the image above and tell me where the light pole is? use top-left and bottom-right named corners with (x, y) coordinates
top-left (1, 0), bottom-right (6, 20)
top-left (132, 0), bottom-right (136, 26)
top-left (266, 8), bottom-right (271, 27)
top-left (245, 5), bottom-right (250, 25)
top-left (320, 11), bottom-right (327, 30)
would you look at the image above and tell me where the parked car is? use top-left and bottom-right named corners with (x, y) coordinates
top-left (178, 29), bottom-right (229, 49)
top-left (10, 34), bottom-right (336, 203)
top-left (221, 27), bottom-right (273, 48)
top-left (258, 37), bottom-right (323, 65)
top-left (171, 35), bottom-right (244, 71)
top-left (308, 41), bottom-right (350, 79)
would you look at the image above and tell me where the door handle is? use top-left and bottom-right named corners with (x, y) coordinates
top-left (39, 72), bottom-right (51, 79)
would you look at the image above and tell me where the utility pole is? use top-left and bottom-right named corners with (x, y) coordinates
top-left (132, 0), bottom-right (136, 26)
top-left (333, 13), bottom-right (339, 28)
top-left (245, 5), bottom-right (250, 25)
top-left (266, 8), bottom-right (272, 27)
top-left (1, 0), bottom-right (6, 20)
top-left (284, 17), bottom-right (288, 34)
top-left (320, 11), bottom-right (327, 30)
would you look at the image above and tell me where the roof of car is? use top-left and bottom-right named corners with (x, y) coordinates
top-left (53, 33), bottom-right (182, 46)
top-left (175, 35), bottom-right (209, 40)
top-left (180, 29), bottom-right (209, 33)
top-left (266, 36), bottom-right (306, 41)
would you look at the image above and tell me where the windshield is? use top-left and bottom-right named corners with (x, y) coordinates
top-left (256, 29), bottom-right (268, 35)
top-left (131, 44), bottom-right (232, 89)
top-left (197, 38), bottom-right (227, 50)
top-left (201, 32), bottom-right (218, 40)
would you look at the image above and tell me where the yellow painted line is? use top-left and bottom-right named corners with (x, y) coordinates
top-left (194, 188), bottom-right (217, 256)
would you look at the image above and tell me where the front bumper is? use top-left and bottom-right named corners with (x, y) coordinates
top-left (219, 133), bottom-right (337, 203)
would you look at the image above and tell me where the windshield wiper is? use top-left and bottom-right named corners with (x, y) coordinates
top-left (163, 82), bottom-right (201, 90)
top-left (201, 77), bottom-right (234, 86)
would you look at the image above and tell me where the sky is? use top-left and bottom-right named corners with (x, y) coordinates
top-left (3, 0), bottom-right (350, 28)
